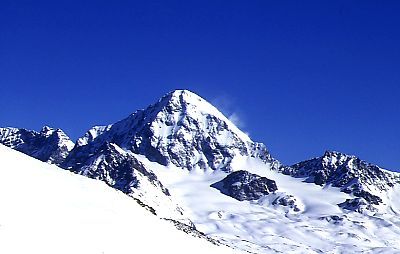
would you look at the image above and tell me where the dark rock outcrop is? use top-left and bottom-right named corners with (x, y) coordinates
top-left (211, 170), bottom-right (277, 201)
top-left (271, 195), bottom-right (302, 212)
top-left (338, 198), bottom-right (378, 213)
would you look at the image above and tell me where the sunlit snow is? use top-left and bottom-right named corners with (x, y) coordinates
top-left (136, 154), bottom-right (400, 254)
top-left (0, 145), bottom-right (239, 254)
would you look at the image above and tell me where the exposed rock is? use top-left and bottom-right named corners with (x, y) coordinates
top-left (64, 141), bottom-right (188, 222)
top-left (163, 219), bottom-right (222, 246)
top-left (0, 126), bottom-right (74, 165)
top-left (338, 198), bottom-right (378, 213)
top-left (211, 170), bottom-right (277, 201)
top-left (283, 151), bottom-right (400, 210)
top-left (77, 142), bottom-right (169, 195)
top-left (271, 194), bottom-right (302, 212)
top-left (319, 215), bottom-right (347, 225)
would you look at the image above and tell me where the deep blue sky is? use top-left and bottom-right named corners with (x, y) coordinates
top-left (1, 1), bottom-right (399, 170)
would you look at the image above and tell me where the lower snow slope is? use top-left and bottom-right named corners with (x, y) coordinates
top-left (136, 155), bottom-right (400, 254)
top-left (0, 145), bottom-right (238, 254)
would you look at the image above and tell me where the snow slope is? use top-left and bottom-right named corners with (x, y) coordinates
top-left (0, 145), bottom-right (238, 254)
top-left (136, 155), bottom-right (400, 254)
top-left (284, 151), bottom-right (400, 212)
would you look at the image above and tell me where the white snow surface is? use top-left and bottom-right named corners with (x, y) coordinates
top-left (135, 154), bottom-right (400, 254)
top-left (0, 145), bottom-right (239, 254)
top-left (165, 90), bottom-right (252, 142)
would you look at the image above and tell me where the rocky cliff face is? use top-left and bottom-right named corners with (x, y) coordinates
top-left (0, 126), bottom-right (74, 165)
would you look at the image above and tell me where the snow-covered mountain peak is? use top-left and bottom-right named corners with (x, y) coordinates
top-left (158, 89), bottom-right (211, 109)
top-left (40, 125), bottom-right (54, 136)
top-left (321, 150), bottom-right (355, 168)
top-left (161, 89), bottom-right (202, 104)
top-left (40, 126), bottom-right (74, 149)
top-left (42, 126), bottom-right (74, 150)
top-left (141, 89), bottom-right (251, 142)
top-left (322, 150), bottom-right (353, 159)
top-left (0, 126), bottom-right (74, 165)
top-left (322, 150), bottom-right (357, 158)
top-left (68, 90), bottom-right (275, 171)
top-left (284, 150), bottom-right (400, 211)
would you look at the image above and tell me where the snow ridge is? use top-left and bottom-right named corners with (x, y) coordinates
top-left (283, 150), bottom-right (400, 211)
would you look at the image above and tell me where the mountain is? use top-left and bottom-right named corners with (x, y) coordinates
top-left (0, 144), bottom-right (237, 254)
top-left (61, 89), bottom-right (280, 222)
top-left (65, 90), bottom-right (279, 172)
top-left (283, 150), bottom-right (400, 212)
top-left (0, 126), bottom-right (74, 165)
top-left (2, 89), bottom-right (400, 253)
top-left (142, 152), bottom-right (400, 253)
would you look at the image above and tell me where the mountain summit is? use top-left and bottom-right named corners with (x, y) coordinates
top-left (66, 89), bottom-right (278, 172)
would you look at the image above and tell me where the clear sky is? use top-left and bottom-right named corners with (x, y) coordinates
top-left (1, 1), bottom-right (399, 170)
